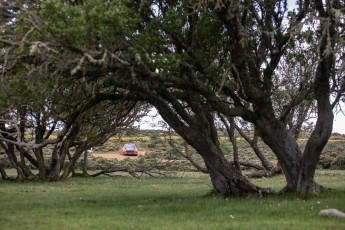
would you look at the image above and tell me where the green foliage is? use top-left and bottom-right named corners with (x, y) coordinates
top-left (69, 136), bottom-right (345, 172)
top-left (330, 156), bottom-right (345, 169)
top-left (319, 154), bottom-right (335, 169)
top-left (0, 171), bottom-right (345, 229)
top-left (149, 133), bottom-right (160, 142)
top-left (40, 0), bottom-right (139, 47)
top-left (319, 141), bottom-right (345, 169)
top-left (40, 0), bottom-right (85, 43)
top-left (0, 155), bottom-right (11, 168)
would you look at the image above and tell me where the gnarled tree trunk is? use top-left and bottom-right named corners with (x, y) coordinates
top-left (33, 148), bottom-right (48, 179)
top-left (255, 114), bottom-right (303, 191)
top-left (60, 147), bottom-right (86, 179)
top-left (192, 135), bottom-right (273, 197)
top-left (82, 150), bottom-right (89, 177)
top-left (154, 99), bottom-right (273, 197)
top-left (297, 3), bottom-right (335, 192)
top-left (0, 163), bottom-right (9, 180)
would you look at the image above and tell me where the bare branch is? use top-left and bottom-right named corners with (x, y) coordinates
top-left (167, 132), bottom-right (208, 174)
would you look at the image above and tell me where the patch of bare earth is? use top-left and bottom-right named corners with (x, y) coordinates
top-left (91, 149), bottom-right (146, 160)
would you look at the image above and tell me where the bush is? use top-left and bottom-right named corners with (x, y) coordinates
top-left (147, 143), bottom-right (156, 148)
top-left (0, 156), bottom-right (11, 168)
top-left (319, 155), bottom-right (334, 169)
top-left (330, 155), bottom-right (345, 169)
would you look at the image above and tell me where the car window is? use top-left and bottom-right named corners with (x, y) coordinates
top-left (124, 144), bottom-right (136, 148)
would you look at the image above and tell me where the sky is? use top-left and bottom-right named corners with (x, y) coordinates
top-left (333, 113), bottom-right (345, 134)
top-left (139, 109), bottom-right (345, 134)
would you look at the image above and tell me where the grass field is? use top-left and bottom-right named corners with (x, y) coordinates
top-left (1, 170), bottom-right (345, 230)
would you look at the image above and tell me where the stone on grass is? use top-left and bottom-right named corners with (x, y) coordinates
top-left (319, 209), bottom-right (345, 218)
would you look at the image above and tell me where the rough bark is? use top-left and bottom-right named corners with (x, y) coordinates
top-left (173, 141), bottom-right (209, 174)
top-left (60, 147), bottom-right (87, 179)
top-left (297, 0), bottom-right (336, 192)
top-left (48, 145), bottom-right (62, 180)
top-left (0, 163), bottom-right (9, 180)
top-left (250, 134), bottom-right (276, 174)
top-left (18, 151), bottom-right (35, 179)
top-left (153, 98), bottom-right (273, 197)
top-left (255, 113), bottom-right (302, 191)
top-left (297, 96), bottom-right (332, 193)
top-left (192, 137), bottom-right (272, 197)
top-left (235, 125), bottom-right (276, 173)
top-left (219, 115), bottom-right (241, 170)
top-left (18, 148), bottom-right (39, 169)
top-left (66, 151), bottom-right (77, 177)
top-left (33, 148), bottom-right (47, 179)
top-left (82, 150), bottom-right (89, 177)
top-left (49, 124), bottom-right (81, 180)
top-left (4, 142), bottom-right (26, 179)
top-left (287, 105), bottom-right (312, 140)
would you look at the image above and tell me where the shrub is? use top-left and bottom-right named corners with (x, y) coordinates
top-left (0, 156), bottom-right (11, 168)
top-left (147, 143), bottom-right (156, 148)
top-left (319, 155), bottom-right (334, 169)
top-left (330, 155), bottom-right (345, 169)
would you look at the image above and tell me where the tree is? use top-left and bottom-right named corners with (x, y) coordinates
top-left (128, 0), bottom-right (343, 193)
top-left (0, 26), bottom-right (148, 180)
top-left (1, 0), bottom-right (344, 195)
top-left (221, 117), bottom-right (279, 176)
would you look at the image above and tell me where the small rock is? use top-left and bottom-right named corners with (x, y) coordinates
top-left (319, 208), bottom-right (345, 218)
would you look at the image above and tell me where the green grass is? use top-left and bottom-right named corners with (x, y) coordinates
top-left (1, 171), bottom-right (345, 230)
